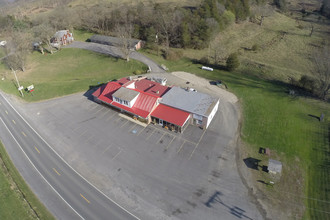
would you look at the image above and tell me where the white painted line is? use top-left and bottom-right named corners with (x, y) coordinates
top-left (0, 117), bottom-right (84, 220)
top-left (112, 149), bottom-right (122, 160)
top-left (165, 136), bottom-right (175, 150)
top-left (0, 93), bottom-right (140, 220)
top-left (177, 140), bottom-right (185, 153)
top-left (146, 129), bottom-right (155, 140)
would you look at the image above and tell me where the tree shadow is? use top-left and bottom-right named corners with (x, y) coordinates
top-left (243, 157), bottom-right (261, 170)
top-left (205, 191), bottom-right (253, 220)
top-left (308, 114), bottom-right (320, 121)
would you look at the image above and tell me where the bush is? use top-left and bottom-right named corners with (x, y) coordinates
top-left (133, 70), bottom-right (142, 75)
top-left (200, 56), bottom-right (210, 65)
top-left (252, 44), bottom-right (259, 51)
top-left (299, 75), bottom-right (316, 92)
top-left (226, 53), bottom-right (240, 71)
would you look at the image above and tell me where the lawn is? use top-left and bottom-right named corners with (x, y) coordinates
top-left (139, 52), bottom-right (330, 219)
top-left (0, 141), bottom-right (55, 220)
top-left (0, 48), bottom-right (147, 102)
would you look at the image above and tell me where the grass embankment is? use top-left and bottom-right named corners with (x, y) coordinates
top-left (0, 48), bottom-right (147, 102)
top-left (140, 51), bottom-right (330, 219)
top-left (0, 141), bottom-right (55, 220)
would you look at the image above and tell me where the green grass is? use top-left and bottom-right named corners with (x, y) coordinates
top-left (0, 48), bottom-right (147, 102)
top-left (140, 51), bottom-right (330, 219)
top-left (0, 141), bottom-right (55, 220)
top-left (73, 29), bottom-right (95, 42)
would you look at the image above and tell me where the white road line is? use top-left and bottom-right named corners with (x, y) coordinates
top-left (0, 93), bottom-right (140, 220)
top-left (112, 149), bottom-right (122, 160)
top-left (0, 117), bottom-right (84, 220)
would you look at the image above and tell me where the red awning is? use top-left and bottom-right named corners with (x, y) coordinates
top-left (151, 104), bottom-right (190, 127)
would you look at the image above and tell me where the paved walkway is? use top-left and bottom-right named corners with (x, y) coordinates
top-left (65, 41), bottom-right (166, 73)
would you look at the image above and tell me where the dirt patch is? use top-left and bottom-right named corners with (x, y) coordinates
top-left (170, 71), bottom-right (238, 103)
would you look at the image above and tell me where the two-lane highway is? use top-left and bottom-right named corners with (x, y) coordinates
top-left (0, 92), bottom-right (138, 220)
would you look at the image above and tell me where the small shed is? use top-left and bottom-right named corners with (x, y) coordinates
top-left (268, 159), bottom-right (282, 174)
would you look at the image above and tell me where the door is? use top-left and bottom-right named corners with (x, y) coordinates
top-left (159, 119), bottom-right (163, 126)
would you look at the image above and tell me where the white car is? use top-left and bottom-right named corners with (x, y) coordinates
top-left (0, 41), bottom-right (6, 46)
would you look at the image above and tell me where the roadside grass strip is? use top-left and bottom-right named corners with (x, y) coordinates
top-left (0, 141), bottom-right (55, 220)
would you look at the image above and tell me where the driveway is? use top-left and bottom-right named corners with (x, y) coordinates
top-left (7, 72), bottom-right (263, 220)
top-left (65, 41), bottom-right (165, 73)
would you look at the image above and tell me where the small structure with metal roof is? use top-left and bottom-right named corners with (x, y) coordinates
top-left (268, 159), bottom-right (282, 174)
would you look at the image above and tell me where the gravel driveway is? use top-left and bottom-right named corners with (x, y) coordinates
top-left (65, 41), bottom-right (166, 73)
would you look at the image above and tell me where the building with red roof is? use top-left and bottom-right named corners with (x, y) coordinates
top-left (92, 77), bottom-right (169, 123)
top-left (92, 76), bottom-right (219, 132)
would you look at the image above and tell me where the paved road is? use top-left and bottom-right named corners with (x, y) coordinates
top-left (0, 92), bottom-right (139, 220)
top-left (65, 41), bottom-right (166, 73)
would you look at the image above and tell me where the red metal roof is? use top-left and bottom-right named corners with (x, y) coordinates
top-left (96, 82), bottom-right (121, 103)
top-left (135, 79), bottom-right (169, 97)
top-left (116, 77), bottom-right (130, 85)
top-left (151, 104), bottom-right (191, 127)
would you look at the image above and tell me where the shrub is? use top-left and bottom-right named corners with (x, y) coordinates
top-left (226, 53), bottom-right (240, 71)
top-left (252, 44), bottom-right (259, 51)
top-left (200, 56), bottom-right (210, 65)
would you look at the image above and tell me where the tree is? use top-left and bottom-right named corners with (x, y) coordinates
top-left (226, 52), bottom-right (240, 71)
top-left (4, 31), bottom-right (32, 72)
top-left (311, 43), bottom-right (330, 100)
top-left (114, 22), bottom-right (134, 62)
top-left (33, 23), bottom-right (55, 54)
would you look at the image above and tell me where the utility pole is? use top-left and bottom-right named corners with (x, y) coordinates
top-left (12, 68), bottom-right (24, 97)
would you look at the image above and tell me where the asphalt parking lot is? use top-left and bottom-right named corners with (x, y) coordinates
top-left (10, 82), bottom-right (262, 219)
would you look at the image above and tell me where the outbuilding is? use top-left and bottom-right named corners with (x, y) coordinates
top-left (268, 159), bottom-right (282, 174)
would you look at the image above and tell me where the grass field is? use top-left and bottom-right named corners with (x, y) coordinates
top-left (140, 50), bottom-right (330, 219)
top-left (0, 141), bottom-right (55, 220)
top-left (0, 48), bottom-right (147, 102)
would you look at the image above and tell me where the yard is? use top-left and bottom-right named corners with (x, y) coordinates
top-left (0, 48), bottom-right (147, 102)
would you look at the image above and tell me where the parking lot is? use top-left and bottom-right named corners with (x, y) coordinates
top-left (11, 81), bottom-right (262, 220)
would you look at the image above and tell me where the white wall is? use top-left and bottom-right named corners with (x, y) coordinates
top-left (206, 99), bottom-right (219, 128)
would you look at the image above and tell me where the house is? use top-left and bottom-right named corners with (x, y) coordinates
top-left (92, 77), bottom-right (219, 133)
top-left (89, 35), bottom-right (143, 50)
top-left (157, 86), bottom-right (219, 130)
top-left (51, 30), bottom-right (74, 47)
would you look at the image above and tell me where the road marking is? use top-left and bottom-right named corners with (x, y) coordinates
top-left (5, 110), bottom-right (8, 115)
top-left (21, 131), bottom-right (26, 137)
top-left (12, 119), bottom-right (16, 124)
top-left (53, 168), bottom-right (61, 176)
top-left (112, 149), bottom-right (122, 160)
top-left (102, 145), bottom-right (112, 154)
top-left (80, 193), bottom-right (90, 204)
top-left (106, 112), bottom-right (116, 121)
top-left (128, 124), bottom-right (137, 132)
top-left (165, 136), bottom-right (175, 150)
top-left (157, 132), bottom-right (166, 144)
top-left (120, 120), bottom-right (128, 128)
top-left (189, 130), bottom-right (206, 160)
top-left (177, 140), bottom-right (185, 153)
top-left (34, 146), bottom-right (40, 154)
top-left (146, 128), bottom-right (155, 140)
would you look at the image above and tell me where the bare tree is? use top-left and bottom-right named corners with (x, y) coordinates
top-left (114, 22), bottom-right (134, 62)
top-left (4, 31), bottom-right (32, 72)
top-left (311, 43), bottom-right (330, 100)
top-left (33, 23), bottom-right (55, 54)
top-left (251, 3), bottom-right (273, 26)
